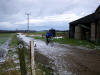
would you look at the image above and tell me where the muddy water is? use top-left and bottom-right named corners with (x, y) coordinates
top-left (0, 38), bottom-right (11, 62)
top-left (18, 33), bottom-right (100, 75)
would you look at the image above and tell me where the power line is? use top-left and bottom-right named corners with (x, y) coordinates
top-left (25, 13), bottom-right (31, 32)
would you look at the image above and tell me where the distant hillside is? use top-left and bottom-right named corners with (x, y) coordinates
top-left (0, 30), bottom-right (36, 33)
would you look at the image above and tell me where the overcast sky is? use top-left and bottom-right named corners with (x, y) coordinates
top-left (0, 0), bottom-right (100, 31)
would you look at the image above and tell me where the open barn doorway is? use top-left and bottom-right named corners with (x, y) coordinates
top-left (80, 24), bottom-right (91, 40)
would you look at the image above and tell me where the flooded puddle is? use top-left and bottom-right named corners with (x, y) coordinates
top-left (0, 38), bottom-right (11, 62)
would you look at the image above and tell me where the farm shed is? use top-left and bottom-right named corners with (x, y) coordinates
top-left (69, 5), bottom-right (100, 43)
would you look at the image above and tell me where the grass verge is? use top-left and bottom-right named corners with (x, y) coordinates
top-left (10, 34), bottom-right (19, 47)
top-left (32, 36), bottom-right (100, 49)
top-left (36, 63), bottom-right (53, 75)
top-left (53, 38), bottom-right (96, 48)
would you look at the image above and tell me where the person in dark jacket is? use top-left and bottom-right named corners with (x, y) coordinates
top-left (46, 31), bottom-right (53, 44)
top-left (49, 28), bottom-right (56, 37)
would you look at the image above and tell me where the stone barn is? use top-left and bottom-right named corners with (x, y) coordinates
top-left (69, 5), bottom-right (100, 43)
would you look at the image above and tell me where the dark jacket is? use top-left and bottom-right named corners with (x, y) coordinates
top-left (46, 32), bottom-right (53, 38)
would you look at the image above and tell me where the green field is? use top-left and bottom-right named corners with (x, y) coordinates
top-left (25, 32), bottom-right (46, 36)
top-left (0, 33), bottom-right (12, 45)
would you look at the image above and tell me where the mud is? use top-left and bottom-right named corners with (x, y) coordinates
top-left (63, 49), bottom-right (100, 75)
top-left (35, 50), bottom-right (50, 66)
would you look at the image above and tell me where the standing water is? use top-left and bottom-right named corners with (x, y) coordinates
top-left (0, 38), bottom-right (11, 62)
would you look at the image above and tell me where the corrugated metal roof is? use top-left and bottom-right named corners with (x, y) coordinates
top-left (69, 13), bottom-right (95, 25)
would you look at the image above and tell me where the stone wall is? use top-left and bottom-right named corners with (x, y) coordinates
top-left (69, 25), bottom-right (75, 39)
top-left (96, 20), bottom-right (100, 43)
top-left (75, 25), bottom-right (82, 40)
top-left (91, 23), bottom-right (96, 41)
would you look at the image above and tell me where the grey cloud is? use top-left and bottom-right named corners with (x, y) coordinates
top-left (0, 0), bottom-right (100, 30)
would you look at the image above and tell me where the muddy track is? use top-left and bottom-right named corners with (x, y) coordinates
top-left (18, 33), bottom-right (100, 75)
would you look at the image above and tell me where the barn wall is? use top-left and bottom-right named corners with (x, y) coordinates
top-left (91, 23), bottom-right (96, 41)
top-left (96, 20), bottom-right (100, 42)
top-left (75, 25), bottom-right (82, 40)
top-left (69, 24), bottom-right (75, 39)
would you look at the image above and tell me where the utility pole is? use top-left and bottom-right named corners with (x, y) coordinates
top-left (26, 13), bottom-right (31, 32)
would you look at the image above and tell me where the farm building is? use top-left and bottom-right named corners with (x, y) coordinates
top-left (69, 5), bottom-right (100, 43)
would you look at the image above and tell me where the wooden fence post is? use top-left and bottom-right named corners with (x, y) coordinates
top-left (30, 40), bottom-right (36, 75)
top-left (17, 41), bottom-right (27, 75)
